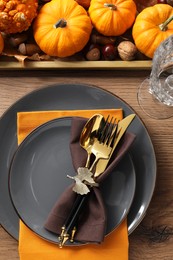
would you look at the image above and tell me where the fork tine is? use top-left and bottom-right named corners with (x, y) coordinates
top-left (96, 116), bottom-right (107, 140)
top-left (104, 116), bottom-right (114, 144)
top-left (99, 115), bottom-right (118, 145)
top-left (99, 115), bottom-right (110, 143)
top-left (106, 117), bottom-right (117, 146)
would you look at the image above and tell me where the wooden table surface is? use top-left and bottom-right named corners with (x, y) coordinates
top-left (0, 69), bottom-right (173, 260)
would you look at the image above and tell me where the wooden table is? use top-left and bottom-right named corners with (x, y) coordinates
top-left (0, 69), bottom-right (173, 260)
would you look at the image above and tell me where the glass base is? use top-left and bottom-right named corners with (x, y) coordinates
top-left (137, 78), bottom-right (173, 119)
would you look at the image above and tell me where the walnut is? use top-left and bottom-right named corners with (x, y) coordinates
top-left (117, 41), bottom-right (138, 61)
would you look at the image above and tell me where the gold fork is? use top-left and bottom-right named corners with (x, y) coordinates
top-left (88, 115), bottom-right (118, 172)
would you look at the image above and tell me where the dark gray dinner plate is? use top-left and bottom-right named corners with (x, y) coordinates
top-left (9, 117), bottom-right (136, 244)
top-left (0, 83), bottom-right (156, 240)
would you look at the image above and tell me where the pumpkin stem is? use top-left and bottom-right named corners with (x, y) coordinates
top-left (159, 15), bottom-right (173, 31)
top-left (104, 3), bottom-right (117, 10)
top-left (53, 19), bottom-right (67, 29)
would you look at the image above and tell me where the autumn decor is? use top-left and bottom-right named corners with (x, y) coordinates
top-left (132, 4), bottom-right (173, 58)
top-left (33, 0), bottom-right (92, 58)
top-left (75, 0), bottom-right (91, 9)
top-left (0, 0), bottom-right (38, 34)
top-left (88, 0), bottom-right (137, 36)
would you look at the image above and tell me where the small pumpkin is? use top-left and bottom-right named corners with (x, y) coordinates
top-left (75, 0), bottom-right (91, 9)
top-left (132, 4), bottom-right (173, 58)
top-left (33, 0), bottom-right (92, 58)
top-left (88, 0), bottom-right (137, 36)
top-left (0, 33), bottom-right (4, 54)
top-left (0, 0), bottom-right (38, 34)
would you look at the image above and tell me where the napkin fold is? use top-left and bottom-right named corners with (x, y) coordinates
top-left (44, 117), bottom-right (136, 243)
top-left (17, 108), bottom-right (132, 260)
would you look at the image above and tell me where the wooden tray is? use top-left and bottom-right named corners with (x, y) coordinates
top-left (0, 60), bottom-right (152, 70)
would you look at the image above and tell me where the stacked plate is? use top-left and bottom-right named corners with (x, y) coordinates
top-left (0, 83), bottom-right (156, 245)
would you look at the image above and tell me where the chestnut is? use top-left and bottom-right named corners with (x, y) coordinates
top-left (102, 44), bottom-right (117, 61)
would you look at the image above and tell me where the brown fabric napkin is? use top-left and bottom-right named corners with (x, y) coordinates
top-left (44, 117), bottom-right (136, 243)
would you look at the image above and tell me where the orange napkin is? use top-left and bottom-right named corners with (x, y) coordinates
top-left (17, 108), bottom-right (129, 260)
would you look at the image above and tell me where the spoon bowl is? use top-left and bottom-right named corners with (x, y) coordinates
top-left (80, 114), bottom-right (104, 168)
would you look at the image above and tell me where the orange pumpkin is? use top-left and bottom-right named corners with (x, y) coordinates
top-left (75, 0), bottom-right (91, 9)
top-left (0, 33), bottom-right (4, 54)
top-left (88, 0), bottom-right (137, 36)
top-left (132, 4), bottom-right (173, 58)
top-left (0, 0), bottom-right (38, 34)
top-left (33, 0), bottom-right (92, 58)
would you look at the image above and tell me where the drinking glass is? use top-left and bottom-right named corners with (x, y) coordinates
top-left (137, 35), bottom-right (173, 119)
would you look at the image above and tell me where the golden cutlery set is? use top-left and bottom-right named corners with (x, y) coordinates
top-left (58, 113), bottom-right (135, 247)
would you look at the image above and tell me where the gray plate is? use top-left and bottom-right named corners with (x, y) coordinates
top-left (9, 117), bottom-right (136, 245)
top-left (0, 83), bottom-right (157, 240)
